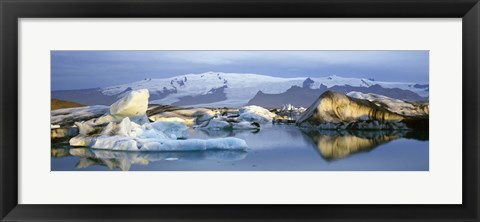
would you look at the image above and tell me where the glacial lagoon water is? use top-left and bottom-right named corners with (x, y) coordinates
top-left (51, 124), bottom-right (429, 171)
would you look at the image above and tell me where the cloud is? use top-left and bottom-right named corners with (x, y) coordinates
top-left (51, 50), bottom-right (429, 90)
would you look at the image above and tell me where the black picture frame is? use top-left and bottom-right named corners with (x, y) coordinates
top-left (1, 0), bottom-right (479, 221)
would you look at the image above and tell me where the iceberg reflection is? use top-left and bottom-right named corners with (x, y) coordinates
top-left (51, 147), bottom-right (247, 171)
top-left (301, 130), bottom-right (427, 161)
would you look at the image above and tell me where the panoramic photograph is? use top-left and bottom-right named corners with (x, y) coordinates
top-left (51, 51), bottom-right (429, 171)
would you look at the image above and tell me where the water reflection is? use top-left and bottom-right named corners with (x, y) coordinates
top-left (51, 125), bottom-right (428, 171)
top-left (301, 130), bottom-right (427, 161)
top-left (52, 145), bottom-right (247, 171)
top-left (196, 128), bottom-right (259, 138)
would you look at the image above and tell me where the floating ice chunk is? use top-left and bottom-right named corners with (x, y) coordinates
top-left (151, 120), bottom-right (189, 139)
top-left (150, 117), bottom-right (187, 124)
top-left (232, 121), bottom-right (260, 130)
top-left (88, 114), bottom-right (116, 125)
top-left (205, 137), bottom-right (248, 150)
top-left (87, 89), bottom-right (150, 126)
top-left (51, 105), bottom-right (109, 126)
top-left (117, 117), bottom-right (141, 137)
top-left (135, 124), bottom-right (169, 140)
top-left (75, 121), bottom-right (97, 135)
top-left (148, 107), bottom-right (215, 126)
top-left (238, 105), bottom-right (276, 123)
top-left (51, 127), bottom-right (79, 140)
top-left (101, 122), bottom-right (117, 135)
top-left (110, 89), bottom-right (149, 118)
top-left (193, 110), bottom-right (215, 124)
top-left (129, 114), bottom-right (150, 125)
top-left (91, 136), bottom-right (139, 151)
top-left (69, 135), bottom-right (96, 147)
top-left (200, 118), bottom-right (232, 130)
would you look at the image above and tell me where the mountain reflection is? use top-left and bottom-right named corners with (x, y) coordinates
top-left (301, 130), bottom-right (427, 161)
top-left (51, 146), bottom-right (247, 171)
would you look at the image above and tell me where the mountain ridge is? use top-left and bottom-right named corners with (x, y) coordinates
top-left (52, 72), bottom-right (429, 107)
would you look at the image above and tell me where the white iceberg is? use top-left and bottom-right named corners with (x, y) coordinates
top-left (196, 118), bottom-right (232, 130)
top-left (110, 89), bottom-right (149, 118)
top-left (92, 136), bottom-right (139, 151)
top-left (80, 133), bottom-right (247, 152)
top-left (88, 89), bottom-right (150, 125)
top-left (70, 116), bottom-right (247, 151)
top-left (232, 121), bottom-right (260, 130)
top-left (150, 120), bottom-right (189, 139)
top-left (68, 88), bottom-right (248, 151)
top-left (238, 105), bottom-right (276, 123)
top-left (69, 135), bottom-right (96, 147)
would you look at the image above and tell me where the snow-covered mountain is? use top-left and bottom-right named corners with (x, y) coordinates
top-left (52, 72), bottom-right (429, 107)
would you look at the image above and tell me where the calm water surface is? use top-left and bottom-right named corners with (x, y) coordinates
top-left (51, 124), bottom-right (429, 171)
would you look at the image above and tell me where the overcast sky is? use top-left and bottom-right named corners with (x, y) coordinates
top-left (51, 50), bottom-right (429, 91)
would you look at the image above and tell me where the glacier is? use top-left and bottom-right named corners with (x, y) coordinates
top-left (95, 72), bottom-right (428, 107)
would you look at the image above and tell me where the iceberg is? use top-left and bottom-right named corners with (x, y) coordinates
top-left (87, 89), bottom-right (150, 125)
top-left (148, 106), bottom-right (215, 126)
top-left (78, 134), bottom-right (247, 152)
top-left (150, 120), bottom-right (189, 139)
top-left (196, 118), bottom-right (232, 130)
top-left (110, 89), bottom-right (149, 118)
top-left (232, 121), bottom-right (260, 130)
top-left (296, 91), bottom-right (428, 130)
top-left (92, 136), bottom-right (139, 151)
top-left (51, 105), bottom-right (109, 126)
top-left (297, 91), bottom-right (404, 125)
top-left (70, 117), bottom-right (248, 151)
top-left (67, 88), bottom-right (248, 151)
top-left (347, 91), bottom-right (429, 117)
top-left (238, 105), bottom-right (276, 123)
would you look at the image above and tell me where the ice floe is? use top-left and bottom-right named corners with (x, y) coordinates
top-left (67, 89), bottom-right (248, 151)
top-left (51, 105), bottom-right (109, 126)
top-left (238, 105), bottom-right (276, 123)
